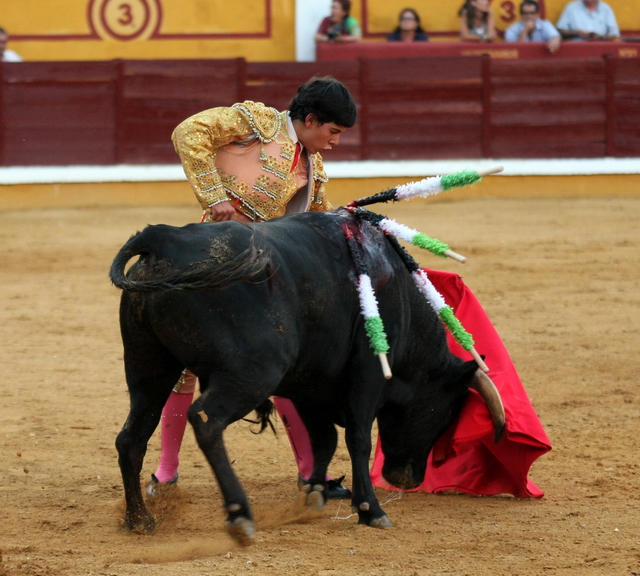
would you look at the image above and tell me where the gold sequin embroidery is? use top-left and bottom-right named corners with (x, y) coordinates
top-left (173, 102), bottom-right (334, 218)
top-left (280, 141), bottom-right (295, 161)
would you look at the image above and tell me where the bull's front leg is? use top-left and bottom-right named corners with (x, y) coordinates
top-left (292, 403), bottom-right (339, 510)
top-left (344, 422), bottom-right (392, 529)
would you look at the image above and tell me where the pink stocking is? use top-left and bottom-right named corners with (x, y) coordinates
top-left (273, 397), bottom-right (331, 481)
top-left (154, 371), bottom-right (196, 483)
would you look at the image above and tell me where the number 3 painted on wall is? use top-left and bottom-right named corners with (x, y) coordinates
top-left (499, 1), bottom-right (516, 23)
top-left (498, 0), bottom-right (546, 22)
top-left (118, 3), bottom-right (134, 26)
top-left (89, 0), bottom-right (162, 41)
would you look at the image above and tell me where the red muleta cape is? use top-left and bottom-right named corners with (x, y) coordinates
top-left (370, 270), bottom-right (551, 498)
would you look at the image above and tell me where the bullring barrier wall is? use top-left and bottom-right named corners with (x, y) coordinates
top-left (1, 55), bottom-right (640, 167)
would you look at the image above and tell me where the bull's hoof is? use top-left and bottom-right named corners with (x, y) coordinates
top-left (370, 515), bottom-right (393, 529)
top-left (123, 512), bottom-right (156, 534)
top-left (305, 490), bottom-right (325, 512)
top-left (225, 516), bottom-right (255, 546)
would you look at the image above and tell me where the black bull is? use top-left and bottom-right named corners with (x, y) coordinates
top-left (110, 208), bottom-right (505, 544)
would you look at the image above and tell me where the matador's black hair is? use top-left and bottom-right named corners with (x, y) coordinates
top-left (289, 76), bottom-right (357, 128)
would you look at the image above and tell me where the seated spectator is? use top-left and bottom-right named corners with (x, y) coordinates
top-left (504, 0), bottom-right (561, 53)
top-left (556, 0), bottom-right (619, 41)
top-left (458, 0), bottom-right (497, 42)
top-left (0, 28), bottom-right (22, 62)
top-left (387, 8), bottom-right (429, 42)
top-left (315, 0), bottom-right (362, 44)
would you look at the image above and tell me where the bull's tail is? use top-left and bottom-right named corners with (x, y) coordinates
top-left (109, 230), bottom-right (270, 292)
top-left (243, 399), bottom-right (277, 435)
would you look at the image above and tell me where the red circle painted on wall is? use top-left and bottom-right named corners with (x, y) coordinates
top-left (88, 0), bottom-right (162, 41)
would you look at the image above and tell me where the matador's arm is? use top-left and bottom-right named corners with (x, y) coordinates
top-left (172, 107), bottom-right (253, 210)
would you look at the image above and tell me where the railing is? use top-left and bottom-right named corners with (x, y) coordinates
top-left (316, 40), bottom-right (640, 62)
top-left (1, 55), bottom-right (639, 166)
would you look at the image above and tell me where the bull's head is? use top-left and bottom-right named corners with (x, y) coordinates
top-left (377, 360), bottom-right (505, 490)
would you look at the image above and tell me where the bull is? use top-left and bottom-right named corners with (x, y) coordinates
top-left (110, 208), bottom-right (505, 544)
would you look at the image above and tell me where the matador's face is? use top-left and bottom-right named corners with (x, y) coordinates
top-left (298, 115), bottom-right (347, 155)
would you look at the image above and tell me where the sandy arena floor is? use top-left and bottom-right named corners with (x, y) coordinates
top-left (1, 194), bottom-right (639, 575)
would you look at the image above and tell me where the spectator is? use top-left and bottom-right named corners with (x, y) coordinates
top-left (458, 0), bottom-right (497, 42)
top-left (504, 0), bottom-right (561, 53)
top-left (556, 0), bottom-right (619, 41)
top-left (0, 28), bottom-right (22, 62)
top-left (387, 8), bottom-right (429, 42)
top-left (315, 0), bottom-right (362, 43)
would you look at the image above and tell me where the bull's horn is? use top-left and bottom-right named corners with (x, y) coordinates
top-left (470, 369), bottom-right (506, 443)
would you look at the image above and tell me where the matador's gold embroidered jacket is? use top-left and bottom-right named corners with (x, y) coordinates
top-left (172, 101), bottom-right (332, 222)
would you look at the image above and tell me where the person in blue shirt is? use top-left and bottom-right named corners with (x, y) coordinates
top-left (387, 8), bottom-right (429, 42)
top-left (504, 0), bottom-right (561, 53)
top-left (556, 0), bottom-right (619, 41)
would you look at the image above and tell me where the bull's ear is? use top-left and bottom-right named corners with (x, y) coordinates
top-left (461, 360), bottom-right (481, 382)
top-left (444, 359), bottom-right (482, 398)
top-left (447, 360), bottom-right (481, 390)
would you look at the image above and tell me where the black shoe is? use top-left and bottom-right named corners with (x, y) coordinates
top-left (146, 472), bottom-right (178, 497)
top-left (297, 474), bottom-right (352, 500)
top-left (326, 475), bottom-right (352, 500)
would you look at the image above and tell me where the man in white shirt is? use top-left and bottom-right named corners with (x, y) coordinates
top-left (505, 0), bottom-right (561, 53)
top-left (0, 28), bottom-right (22, 62)
top-left (556, 0), bottom-right (620, 41)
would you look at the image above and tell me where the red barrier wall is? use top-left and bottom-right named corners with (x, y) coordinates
top-left (1, 54), bottom-right (639, 165)
top-left (1, 61), bottom-right (118, 165)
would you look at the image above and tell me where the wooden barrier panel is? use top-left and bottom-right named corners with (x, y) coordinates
top-left (116, 58), bottom-right (245, 164)
top-left (360, 56), bottom-right (486, 160)
top-left (244, 60), bottom-right (361, 161)
top-left (1, 56), bottom-right (639, 166)
top-left (489, 58), bottom-right (607, 158)
top-left (608, 58), bottom-right (640, 157)
top-left (1, 61), bottom-right (118, 165)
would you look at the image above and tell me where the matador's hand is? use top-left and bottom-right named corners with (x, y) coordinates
top-left (207, 201), bottom-right (237, 222)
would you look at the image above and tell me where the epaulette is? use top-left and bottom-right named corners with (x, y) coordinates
top-left (232, 101), bottom-right (283, 144)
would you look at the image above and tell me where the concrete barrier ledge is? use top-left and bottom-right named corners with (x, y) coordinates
top-left (0, 158), bottom-right (639, 185)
